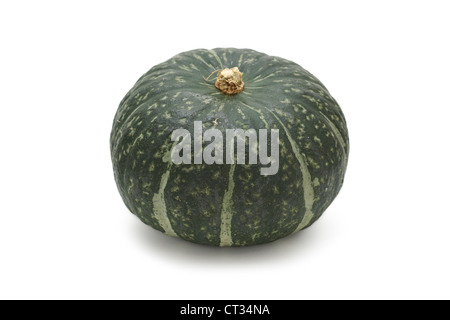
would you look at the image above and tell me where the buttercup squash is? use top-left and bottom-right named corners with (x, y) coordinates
top-left (111, 48), bottom-right (349, 246)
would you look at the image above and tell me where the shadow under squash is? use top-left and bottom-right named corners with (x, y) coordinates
top-left (129, 216), bottom-right (327, 266)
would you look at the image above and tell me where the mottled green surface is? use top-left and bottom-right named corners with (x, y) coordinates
top-left (111, 48), bottom-right (349, 246)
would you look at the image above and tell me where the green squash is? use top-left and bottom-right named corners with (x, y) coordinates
top-left (111, 48), bottom-right (349, 246)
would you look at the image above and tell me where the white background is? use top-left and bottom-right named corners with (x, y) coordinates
top-left (1, 1), bottom-right (449, 300)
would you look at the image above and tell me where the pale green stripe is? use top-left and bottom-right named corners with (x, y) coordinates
top-left (244, 86), bottom-right (264, 89)
top-left (208, 49), bottom-right (223, 69)
top-left (238, 54), bottom-right (244, 68)
top-left (152, 143), bottom-right (178, 237)
top-left (253, 73), bottom-right (278, 83)
top-left (220, 164), bottom-right (236, 246)
top-left (240, 102), bottom-right (269, 128)
top-left (265, 107), bottom-right (315, 232)
top-left (193, 54), bottom-right (215, 70)
top-left (198, 82), bottom-right (214, 87)
top-left (152, 163), bottom-right (177, 237)
top-left (222, 52), bottom-right (228, 65)
top-left (318, 110), bottom-right (348, 162)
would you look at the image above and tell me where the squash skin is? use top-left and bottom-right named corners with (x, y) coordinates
top-left (111, 48), bottom-right (349, 246)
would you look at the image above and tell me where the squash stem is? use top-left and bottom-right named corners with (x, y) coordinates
top-left (215, 67), bottom-right (244, 95)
